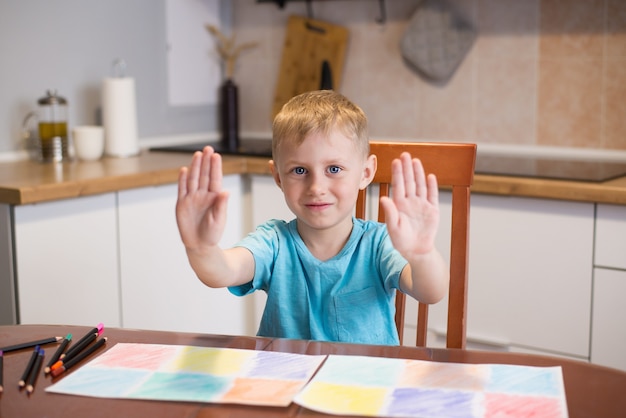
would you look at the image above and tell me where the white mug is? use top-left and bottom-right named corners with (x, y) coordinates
top-left (72, 126), bottom-right (105, 161)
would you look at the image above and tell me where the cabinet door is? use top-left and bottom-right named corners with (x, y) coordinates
top-left (423, 193), bottom-right (594, 358)
top-left (249, 175), bottom-right (293, 324)
top-left (591, 267), bottom-right (626, 371)
top-left (250, 175), bottom-right (293, 227)
top-left (117, 177), bottom-right (256, 335)
top-left (0, 204), bottom-right (17, 325)
top-left (595, 204), bottom-right (626, 270)
top-left (13, 193), bottom-right (120, 326)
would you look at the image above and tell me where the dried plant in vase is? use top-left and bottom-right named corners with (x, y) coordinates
top-left (206, 24), bottom-right (258, 152)
top-left (205, 24), bottom-right (258, 81)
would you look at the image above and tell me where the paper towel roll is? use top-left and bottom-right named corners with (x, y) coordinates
top-left (102, 77), bottom-right (139, 157)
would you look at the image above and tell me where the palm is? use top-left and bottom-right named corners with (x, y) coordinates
top-left (175, 148), bottom-right (229, 250)
top-left (380, 153), bottom-right (440, 258)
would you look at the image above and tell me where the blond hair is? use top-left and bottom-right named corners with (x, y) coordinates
top-left (272, 90), bottom-right (369, 162)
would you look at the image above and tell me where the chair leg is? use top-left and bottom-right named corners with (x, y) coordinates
top-left (394, 291), bottom-right (406, 344)
top-left (416, 302), bottom-right (429, 347)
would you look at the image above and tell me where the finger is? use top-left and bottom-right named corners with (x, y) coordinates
top-left (177, 167), bottom-right (188, 198)
top-left (187, 151), bottom-right (203, 192)
top-left (401, 152), bottom-right (416, 197)
top-left (390, 158), bottom-right (405, 201)
top-left (208, 151), bottom-right (223, 193)
top-left (380, 196), bottom-right (399, 229)
top-left (213, 190), bottom-right (230, 225)
top-left (413, 158), bottom-right (427, 198)
top-left (426, 173), bottom-right (439, 207)
top-left (197, 146), bottom-right (214, 191)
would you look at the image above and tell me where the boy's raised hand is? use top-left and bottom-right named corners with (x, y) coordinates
top-left (379, 152), bottom-right (440, 259)
top-left (176, 146), bottom-right (229, 251)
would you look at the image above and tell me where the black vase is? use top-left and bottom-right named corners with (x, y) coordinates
top-left (220, 78), bottom-right (239, 152)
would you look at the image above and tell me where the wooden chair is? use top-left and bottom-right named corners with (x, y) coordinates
top-left (356, 141), bottom-right (476, 349)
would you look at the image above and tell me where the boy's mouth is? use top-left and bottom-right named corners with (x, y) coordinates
top-left (305, 202), bottom-right (331, 210)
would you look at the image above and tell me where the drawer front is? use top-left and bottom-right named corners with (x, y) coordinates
top-left (595, 204), bottom-right (626, 270)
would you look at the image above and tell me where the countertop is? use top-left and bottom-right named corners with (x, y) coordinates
top-left (1, 150), bottom-right (626, 205)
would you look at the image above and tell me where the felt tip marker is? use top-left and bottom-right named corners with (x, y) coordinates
top-left (61, 324), bottom-right (104, 362)
top-left (25, 347), bottom-right (44, 395)
top-left (44, 333), bottom-right (72, 375)
top-left (58, 332), bottom-right (97, 365)
top-left (1, 336), bottom-right (62, 353)
top-left (51, 337), bottom-right (107, 378)
top-left (18, 346), bottom-right (39, 389)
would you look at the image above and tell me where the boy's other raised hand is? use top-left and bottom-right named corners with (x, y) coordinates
top-left (176, 146), bottom-right (230, 251)
top-left (379, 152), bottom-right (440, 258)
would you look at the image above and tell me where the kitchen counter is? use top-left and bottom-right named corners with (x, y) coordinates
top-left (1, 150), bottom-right (626, 205)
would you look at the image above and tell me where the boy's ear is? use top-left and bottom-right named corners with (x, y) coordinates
top-left (269, 160), bottom-right (283, 190)
top-left (359, 154), bottom-right (377, 190)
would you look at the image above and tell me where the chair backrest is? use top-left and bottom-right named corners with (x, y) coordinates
top-left (356, 141), bottom-right (476, 349)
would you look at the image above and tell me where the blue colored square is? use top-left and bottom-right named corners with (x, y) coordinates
top-left (387, 387), bottom-right (478, 418)
top-left (128, 371), bottom-right (231, 402)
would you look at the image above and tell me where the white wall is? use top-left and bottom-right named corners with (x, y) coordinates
top-left (0, 0), bottom-right (232, 153)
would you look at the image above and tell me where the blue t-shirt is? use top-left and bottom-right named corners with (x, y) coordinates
top-left (228, 218), bottom-right (407, 345)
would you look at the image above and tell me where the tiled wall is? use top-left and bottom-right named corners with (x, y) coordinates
top-left (233, 0), bottom-right (626, 151)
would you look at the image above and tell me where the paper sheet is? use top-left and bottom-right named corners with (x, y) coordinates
top-left (294, 355), bottom-right (569, 417)
top-left (46, 343), bottom-right (325, 407)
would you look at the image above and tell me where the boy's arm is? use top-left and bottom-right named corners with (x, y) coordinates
top-left (176, 146), bottom-right (254, 288)
top-left (379, 152), bottom-right (449, 304)
top-left (397, 248), bottom-right (448, 304)
top-left (184, 246), bottom-right (255, 288)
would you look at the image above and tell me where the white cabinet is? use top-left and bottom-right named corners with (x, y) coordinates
top-left (117, 177), bottom-right (257, 335)
top-left (423, 193), bottom-right (594, 359)
top-left (591, 204), bottom-right (626, 371)
top-left (591, 268), bottom-right (626, 371)
top-left (0, 204), bottom-right (17, 325)
top-left (250, 175), bottom-right (294, 226)
top-left (595, 204), bottom-right (626, 270)
top-left (13, 194), bottom-right (121, 327)
top-left (248, 175), bottom-right (293, 325)
top-left (10, 176), bottom-right (257, 335)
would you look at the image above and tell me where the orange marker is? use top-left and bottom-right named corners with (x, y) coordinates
top-left (51, 337), bottom-right (107, 378)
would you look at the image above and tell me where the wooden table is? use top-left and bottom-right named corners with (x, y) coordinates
top-left (2, 325), bottom-right (625, 418)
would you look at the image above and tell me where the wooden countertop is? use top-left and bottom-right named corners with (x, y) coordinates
top-left (1, 150), bottom-right (626, 205)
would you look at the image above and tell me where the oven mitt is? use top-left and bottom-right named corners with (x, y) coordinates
top-left (400, 0), bottom-right (476, 83)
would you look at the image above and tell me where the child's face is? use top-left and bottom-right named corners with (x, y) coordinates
top-left (270, 128), bottom-right (376, 233)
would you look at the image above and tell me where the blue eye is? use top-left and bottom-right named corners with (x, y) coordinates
top-left (293, 167), bottom-right (306, 175)
top-left (328, 166), bottom-right (342, 174)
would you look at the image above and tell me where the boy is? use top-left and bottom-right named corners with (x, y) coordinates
top-left (176, 90), bottom-right (448, 345)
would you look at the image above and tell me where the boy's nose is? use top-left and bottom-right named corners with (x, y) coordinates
top-left (307, 173), bottom-right (326, 195)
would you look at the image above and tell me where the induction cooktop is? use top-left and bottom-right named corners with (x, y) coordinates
top-left (151, 139), bottom-right (626, 183)
top-left (151, 138), bottom-right (273, 158)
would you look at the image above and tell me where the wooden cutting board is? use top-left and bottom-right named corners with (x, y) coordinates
top-left (272, 15), bottom-right (349, 119)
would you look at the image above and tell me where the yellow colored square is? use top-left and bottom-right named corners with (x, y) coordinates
top-left (165, 347), bottom-right (253, 375)
top-left (298, 381), bottom-right (387, 416)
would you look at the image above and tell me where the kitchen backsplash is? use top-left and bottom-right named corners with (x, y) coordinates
top-left (233, 0), bottom-right (626, 151)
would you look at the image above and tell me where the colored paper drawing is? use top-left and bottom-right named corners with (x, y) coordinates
top-left (294, 355), bottom-right (568, 418)
top-left (46, 343), bottom-right (325, 407)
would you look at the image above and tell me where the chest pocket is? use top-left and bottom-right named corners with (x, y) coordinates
top-left (335, 286), bottom-right (394, 344)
